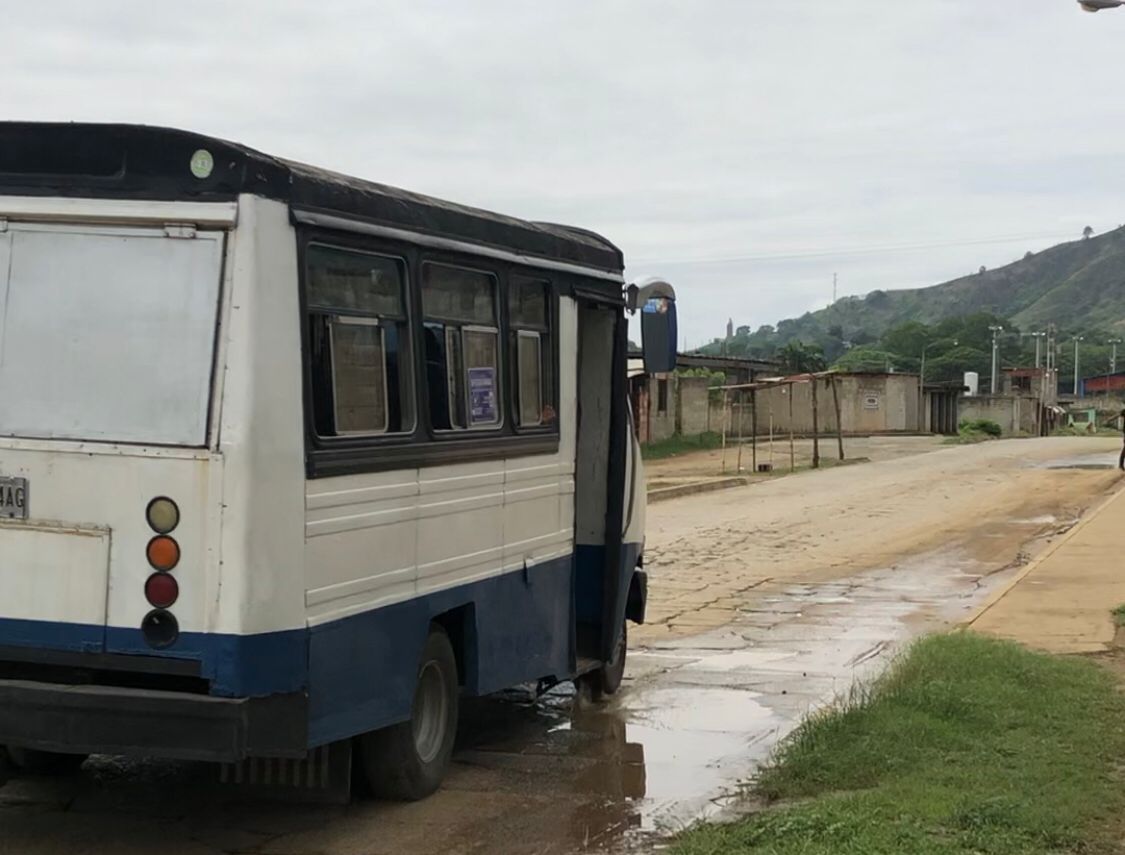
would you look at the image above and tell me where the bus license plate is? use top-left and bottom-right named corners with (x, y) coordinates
top-left (0, 477), bottom-right (28, 519)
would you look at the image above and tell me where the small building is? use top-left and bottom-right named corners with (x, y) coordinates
top-left (627, 353), bottom-right (776, 444)
top-left (999, 367), bottom-right (1057, 405)
top-left (923, 381), bottom-right (967, 435)
top-left (729, 371), bottom-right (923, 436)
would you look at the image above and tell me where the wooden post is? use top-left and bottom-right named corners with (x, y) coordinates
top-left (721, 390), bottom-right (729, 473)
top-left (788, 383), bottom-right (795, 472)
top-left (768, 404), bottom-right (775, 469)
top-left (751, 389), bottom-right (758, 473)
top-left (830, 376), bottom-right (845, 461)
top-left (736, 391), bottom-right (744, 472)
top-left (811, 377), bottom-right (820, 469)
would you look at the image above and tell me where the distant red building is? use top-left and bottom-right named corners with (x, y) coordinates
top-left (1081, 372), bottom-right (1125, 395)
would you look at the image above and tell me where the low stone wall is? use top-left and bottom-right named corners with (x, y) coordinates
top-left (959, 395), bottom-right (1039, 436)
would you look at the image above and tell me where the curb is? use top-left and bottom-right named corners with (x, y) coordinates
top-left (647, 477), bottom-right (751, 503)
top-left (962, 480), bottom-right (1125, 629)
top-left (646, 457), bottom-right (875, 504)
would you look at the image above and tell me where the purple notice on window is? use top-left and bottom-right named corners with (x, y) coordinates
top-left (468, 367), bottom-right (498, 425)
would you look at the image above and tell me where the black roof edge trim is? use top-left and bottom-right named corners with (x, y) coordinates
top-left (292, 208), bottom-right (625, 285)
top-left (0, 123), bottom-right (624, 274)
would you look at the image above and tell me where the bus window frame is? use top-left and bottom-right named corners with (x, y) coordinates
top-left (297, 227), bottom-right (562, 479)
top-left (507, 275), bottom-right (558, 435)
top-left (326, 315), bottom-right (391, 436)
top-left (304, 240), bottom-right (416, 441)
top-left (419, 260), bottom-right (505, 435)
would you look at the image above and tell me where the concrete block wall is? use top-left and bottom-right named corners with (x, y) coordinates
top-left (676, 377), bottom-right (711, 437)
top-left (638, 372), bottom-right (925, 445)
top-left (959, 395), bottom-right (1040, 436)
top-left (648, 374), bottom-right (676, 443)
top-left (725, 374), bottom-right (920, 436)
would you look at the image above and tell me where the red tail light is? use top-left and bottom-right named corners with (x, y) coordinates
top-left (144, 573), bottom-right (179, 609)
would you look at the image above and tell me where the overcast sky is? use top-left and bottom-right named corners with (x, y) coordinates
top-left (5, 1), bottom-right (1125, 346)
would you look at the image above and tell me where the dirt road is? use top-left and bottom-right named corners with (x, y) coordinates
top-left (644, 433), bottom-right (946, 491)
top-left (639, 436), bottom-right (1123, 643)
top-left (0, 438), bottom-right (1119, 855)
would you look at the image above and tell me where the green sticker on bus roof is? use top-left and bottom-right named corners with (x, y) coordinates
top-left (189, 149), bottom-right (214, 179)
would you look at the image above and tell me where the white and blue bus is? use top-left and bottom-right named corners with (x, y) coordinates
top-left (0, 123), bottom-right (676, 799)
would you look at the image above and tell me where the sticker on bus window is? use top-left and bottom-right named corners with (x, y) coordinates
top-left (468, 367), bottom-right (498, 425)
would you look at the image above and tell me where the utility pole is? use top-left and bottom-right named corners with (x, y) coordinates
top-left (832, 273), bottom-right (837, 304)
top-left (989, 325), bottom-right (1003, 394)
top-left (1073, 335), bottom-right (1085, 397)
top-left (1110, 338), bottom-right (1122, 374)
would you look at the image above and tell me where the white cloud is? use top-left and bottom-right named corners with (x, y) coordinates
top-left (3, 1), bottom-right (1124, 344)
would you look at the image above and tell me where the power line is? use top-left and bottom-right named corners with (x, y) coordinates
top-left (627, 229), bottom-right (1076, 268)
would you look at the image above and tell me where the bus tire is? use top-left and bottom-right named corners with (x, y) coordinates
top-left (578, 621), bottom-right (627, 701)
top-left (358, 626), bottom-right (459, 801)
top-left (5, 746), bottom-right (87, 774)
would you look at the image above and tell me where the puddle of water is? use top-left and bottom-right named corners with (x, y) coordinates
top-left (527, 545), bottom-right (1015, 848)
top-left (1040, 451), bottom-right (1119, 470)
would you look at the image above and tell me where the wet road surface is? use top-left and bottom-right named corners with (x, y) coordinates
top-left (0, 438), bottom-right (1120, 854)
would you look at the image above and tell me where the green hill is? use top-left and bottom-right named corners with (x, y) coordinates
top-left (709, 227), bottom-right (1125, 369)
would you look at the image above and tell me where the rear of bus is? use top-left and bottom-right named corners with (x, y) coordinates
top-left (0, 124), bottom-right (307, 764)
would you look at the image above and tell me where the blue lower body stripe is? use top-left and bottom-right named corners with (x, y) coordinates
top-left (0, 553), bottom-right (580, 749)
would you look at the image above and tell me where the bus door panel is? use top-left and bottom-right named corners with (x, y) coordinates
top-left (572, 303), bottom-right (630, 662)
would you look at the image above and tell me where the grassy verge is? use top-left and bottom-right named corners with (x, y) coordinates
top-left (1053, 426), bottom-right (1124, 438)
top-left (674, 633), bottom-right (1125, 855)
top-left (641, 431), bottom-right (723, 461)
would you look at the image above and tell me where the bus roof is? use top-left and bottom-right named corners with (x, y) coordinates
top-left (0, 122), bottom-right (624, 277)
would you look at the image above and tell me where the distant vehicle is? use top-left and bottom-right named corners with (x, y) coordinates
top-left (0, 123), bottom-right (676, 799)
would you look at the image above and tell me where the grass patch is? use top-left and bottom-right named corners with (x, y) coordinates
top-left (1113, 604), bottom-right (1125, 627)
top-left (673, 633), bottom-right (1125, 855)
top-left (944, 418), bottom-right (1004, 445)
top-left (641, 431), bottom-right (723, 461)
top-left (1052, 425), bottom-right (1123, 438)
top-left (944, 422), bottom-right (1002, 445)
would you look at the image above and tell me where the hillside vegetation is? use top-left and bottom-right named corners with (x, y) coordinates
top-left (705, 227), bottom-right (1125, 385)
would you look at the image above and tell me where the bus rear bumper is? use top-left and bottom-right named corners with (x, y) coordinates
top-left (0, 679), bottom-right (307, 762)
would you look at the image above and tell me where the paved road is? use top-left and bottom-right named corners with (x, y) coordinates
top-left (0, 438), bottom-right (1119, 855)
top-left (971, 450), bottom-right (1125, 654)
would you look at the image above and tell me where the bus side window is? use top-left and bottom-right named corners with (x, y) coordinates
top-left (509, 276), bottom-right (554, 428)
top-left (306, 244), bottom-right (415, 437)
top-left (421, 264), bottom-right (501, 431)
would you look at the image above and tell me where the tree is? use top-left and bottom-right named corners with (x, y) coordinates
top-left (777, 341), bottom-right (827, 373)
top-left (833, 346), bottom-right (898, 373)
top-left (866, 290), bottom-right (889, 307)
top-left (979, 265), bottom-right (987, 275)
top-left (880, 321), bottom-right (932, 359)
top-left (1083, 225), bottom-right (1094, 240)
top-left (924, 345), bottom-right (991, 382)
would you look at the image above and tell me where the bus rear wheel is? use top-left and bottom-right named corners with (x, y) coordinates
top-left (578, 622), bottom-right (627, 701)
top-left (5, 746), bottom-right (88, 774)
top-left (358, 626), bottom-right (459, 801)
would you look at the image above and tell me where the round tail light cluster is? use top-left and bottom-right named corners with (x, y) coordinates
top-left (142, 497), bottom-right (181, 649)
